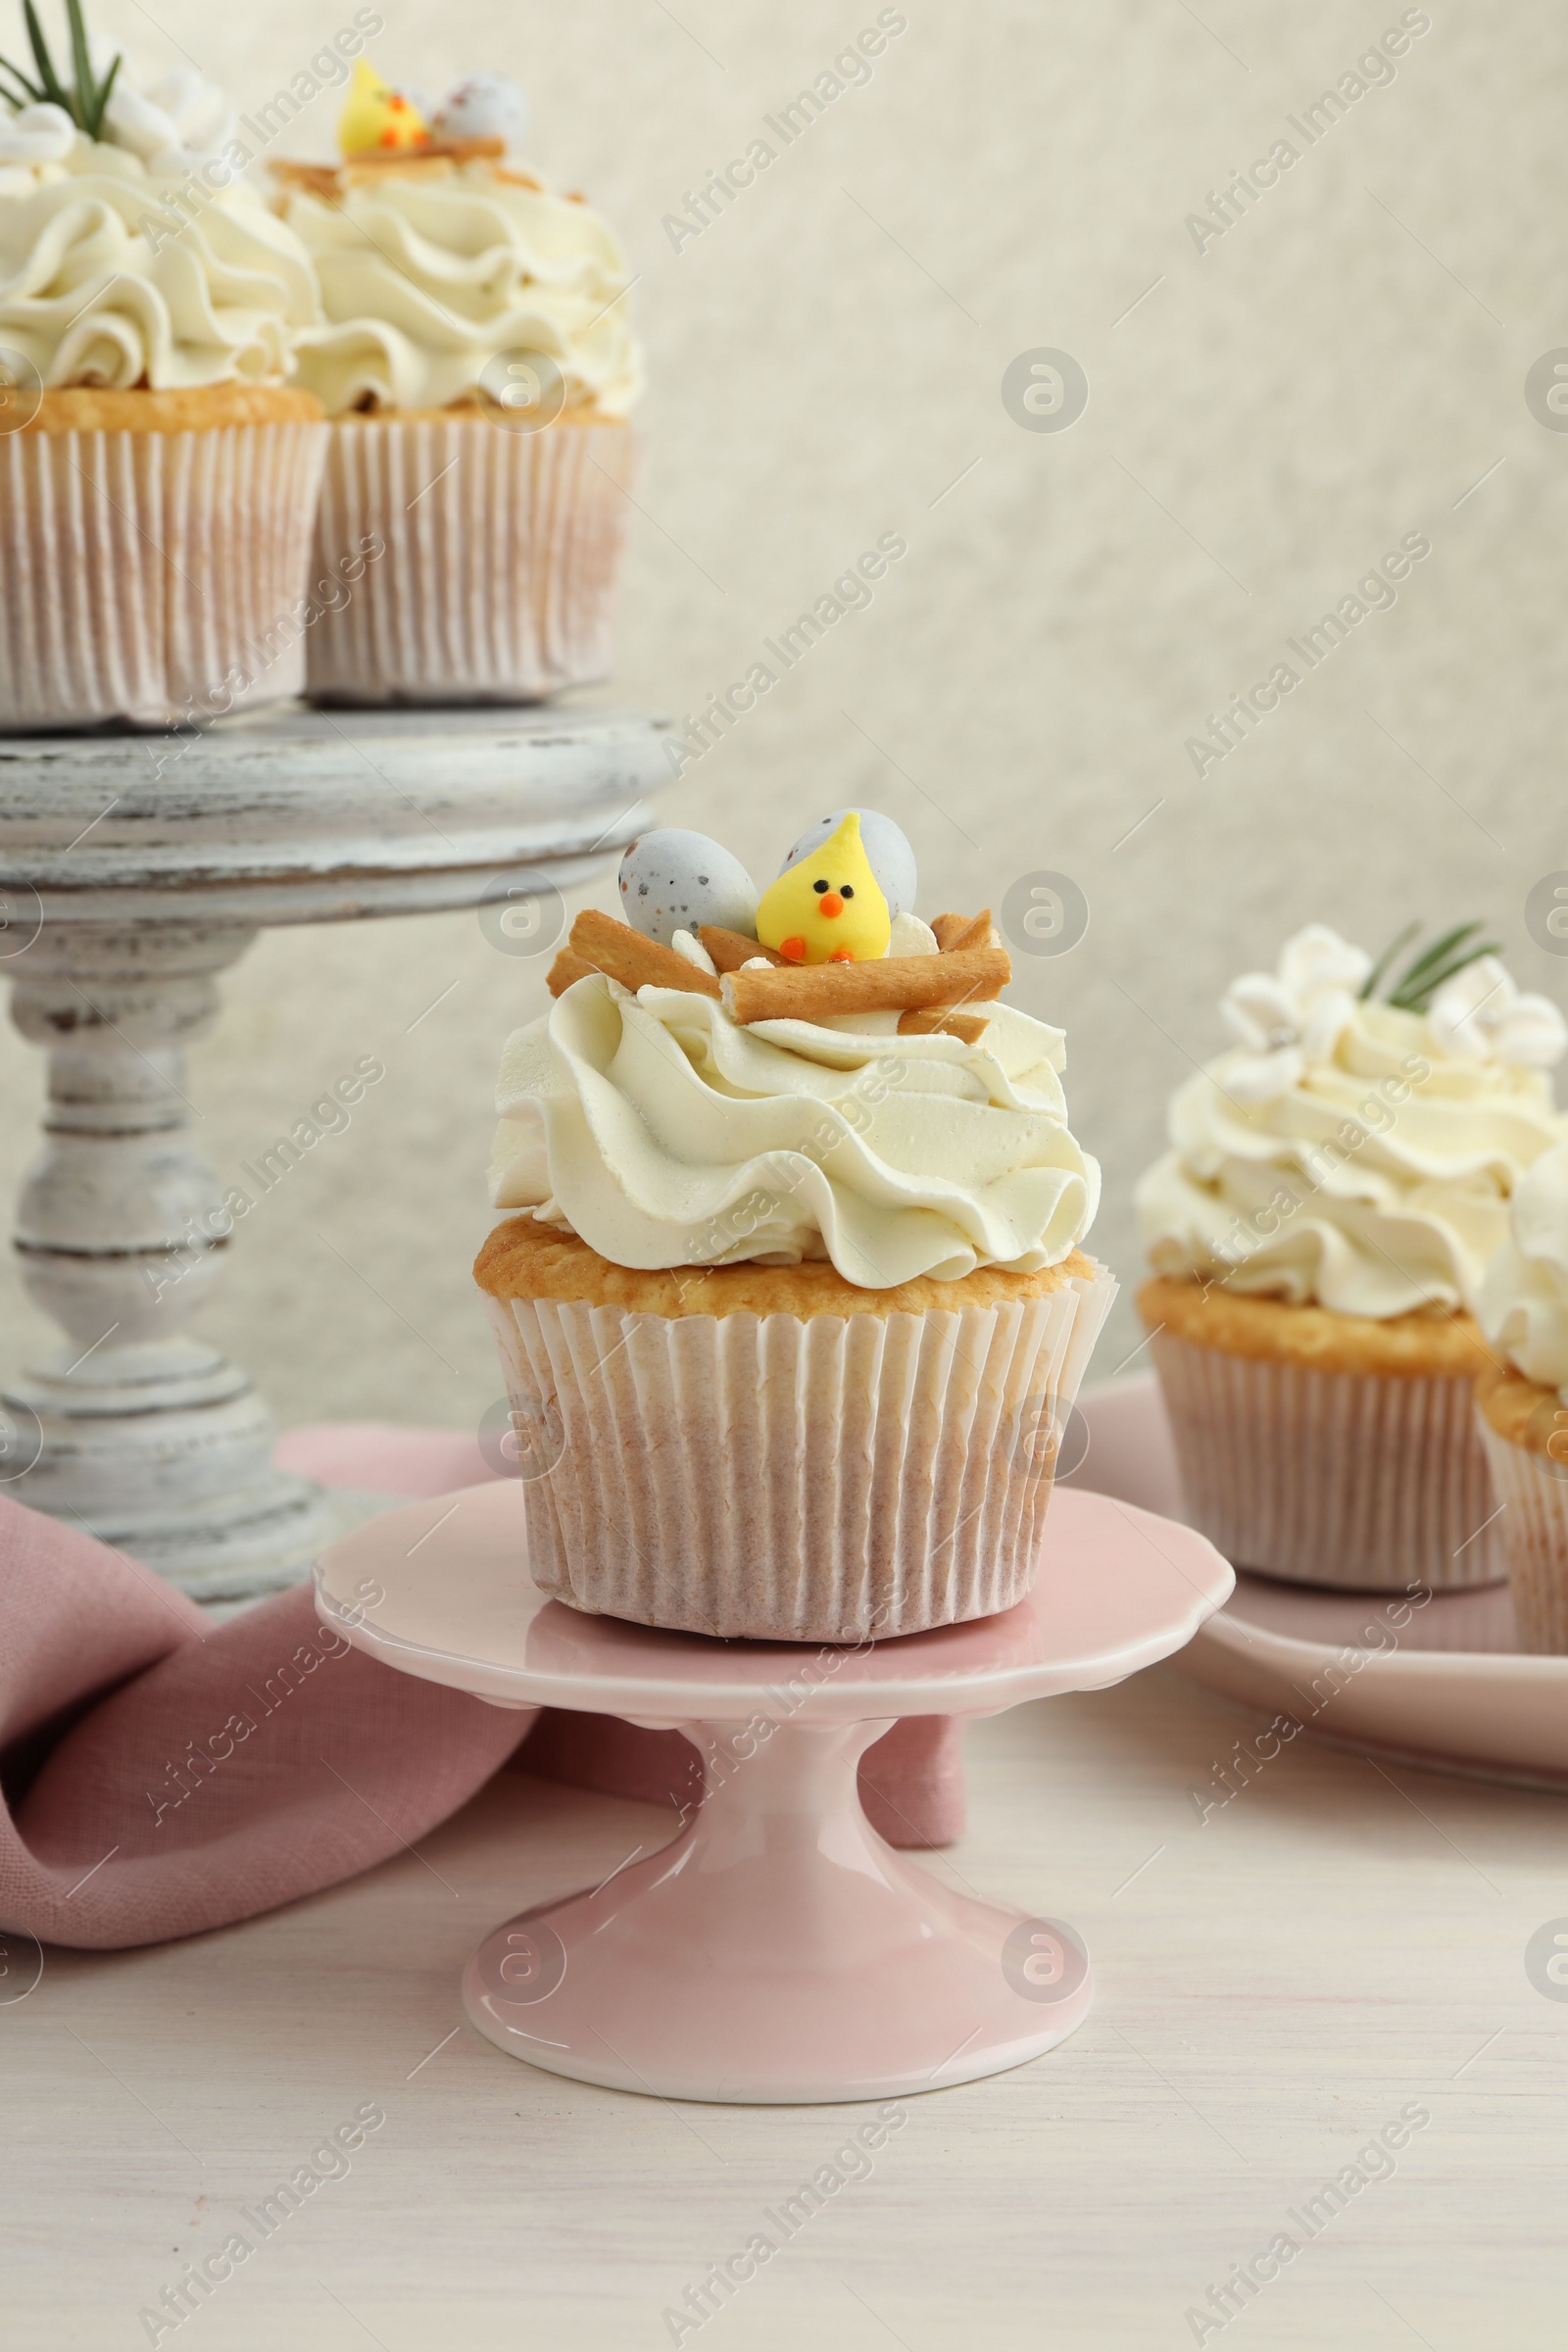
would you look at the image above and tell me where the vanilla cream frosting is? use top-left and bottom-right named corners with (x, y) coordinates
top-left (104, 66), bottom-right (241, 177)
top-left (490, 976), bottom-right (1099, 1289)
top-left (0, 134), bottom-right (318, 387)
top-left (0, 104), bottom-right (75, 183)
top-left (282, 163), bottom-right (642, 417)
top-left (1139, 931), bottom-right (1568, 1318)
top-left (1480, 1142), bottom-right (1568, 1395)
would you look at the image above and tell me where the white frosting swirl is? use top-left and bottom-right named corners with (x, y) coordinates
top-left (104, 68), bottom-right (241, 177)
top-left (0, 134), bottom-right (318, 387)
top-left (282, 162), bottom-right (642, 417)
top-left (0, 103), bottom-right (76, 177)
top-left (490, 977), bottom-right (1099, 1289)
top-left (1480, 1141), bottom-right (1568, 1395)
top-left (1138, 930), bottom-right (1568, 1317)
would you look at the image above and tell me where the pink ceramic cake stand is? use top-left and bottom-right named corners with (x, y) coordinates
top-left (315, 1483), bottom-right (1232, 2104)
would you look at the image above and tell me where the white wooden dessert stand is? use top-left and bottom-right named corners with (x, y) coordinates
top-left (316, 1481), bottom-right (1233, 2104)
top-left (0, 704), bottom-right (670, 1603)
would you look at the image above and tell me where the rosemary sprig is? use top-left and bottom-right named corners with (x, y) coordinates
top-left (0, 57), bottom-right (40, 106)
top-left (1365, 920), bottom-right (1503, 1015)
top-left (83, 42), bottom-right (115, 137)
top-left (1356, 919), bottom-right (1420, 1003)
top-left (64, 0), bottom-right (91, 118)
top-left (22, 0), bottom-right (69, 108)
top-left (1394, 921), bottom-right (1485, 996)
top-left (1388, 923), bottom-right (1502, 1012)
top-left (0, 0), bottom-right (121, 136)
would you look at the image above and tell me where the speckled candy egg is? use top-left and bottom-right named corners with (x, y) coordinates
top-left (618, 831), bottom-right (758, 947)
top-left (430, 73), bottom-right (529, 154)
top-left (778, 808), bottom-right (917, 923)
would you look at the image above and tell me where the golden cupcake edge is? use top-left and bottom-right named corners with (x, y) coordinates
top-left (24, 384), bottom-right (324, 435)
top-left (329, 403), bottom-right (630, 425)
top-left (477, 1215), bottom-right (1098, 1321)
top-left (1474, 1359), bottom-right (1568, 1454)
top-left (1137, 1273), bottom-right (1494, 1380)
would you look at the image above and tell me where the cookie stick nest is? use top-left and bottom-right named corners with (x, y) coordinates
top-left (549, 910), bottom-right (1006, 1042)
top-left (545, 947), bottom-right (600, 995)
top-left (931, 908), bottom-right (998, 952)
top-left (908, 911), bottom-right (1003, 1038)
top-left (689, 927), bottom-right (987, 1038)
top-left (270, 139), bottom-right (514, 201)
top-left (721, 946), bottom-right (1009, 1027)
top-left (547, 909), bottom-right (722, 1000)
top-left (897, 1006), bottom-right (989, 1045)
top-left (699, 926), bottom-right (785, 973)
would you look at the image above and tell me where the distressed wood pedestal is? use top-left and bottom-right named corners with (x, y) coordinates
top-left (0, 704), bottom-right (669, 1604)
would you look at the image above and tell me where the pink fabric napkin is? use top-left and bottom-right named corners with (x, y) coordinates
top-left (0, 1427), bottom-right (963, 1952)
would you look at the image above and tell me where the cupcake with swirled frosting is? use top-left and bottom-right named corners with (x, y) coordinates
top-left (0, 33), bottom-right (326, 727)
top-left (273, 66), bottom-right (641, 706)
top-left (475, 813), bottom-right (1113, 1642)
top-left (1136, 922), bottom-right (1568, 1592)
top-left (1476, 1142), bottom-right (1568, 1650)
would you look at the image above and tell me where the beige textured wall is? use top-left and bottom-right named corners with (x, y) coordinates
top-left (4, 0), bottom-right (1566, 1443)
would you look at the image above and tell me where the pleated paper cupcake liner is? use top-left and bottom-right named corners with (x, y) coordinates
top-left (484, 1264), bottom-right (1115, 1642)
top-left (0, 420), bottom-right (327, 729)
top-left (1476, 1420), bottom-right (1568, 1652)
top-left (1148, 1331), bottom-right (1504, 1592)
top-left (305, 415), bottom-right (636, 706)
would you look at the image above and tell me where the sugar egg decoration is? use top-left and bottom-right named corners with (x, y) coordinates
top-left (430, 73), bottom-right (529, 153)
top-left (778, 808), bottom-right (917, 923)
top-left (618, 831), bottom-right (758, 947)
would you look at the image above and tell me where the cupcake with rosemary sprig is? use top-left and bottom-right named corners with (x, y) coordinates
top-left (0, 0), bottom-right (325, 728)
top-left (1135, 921), bottom-right (1567, 1592)
top-left (1476, 1142), bottom-right (1568, 1651)
top-left (270, 61), bottom-right (642, 707)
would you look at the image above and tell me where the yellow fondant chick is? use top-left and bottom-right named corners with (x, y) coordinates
top-left (755, 812), bottom-right (891, 965)
top-left (340, 58), bottom-right (430, 156)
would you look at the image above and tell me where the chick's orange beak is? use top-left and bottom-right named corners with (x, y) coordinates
top-left (819, 893), bottom-right (844, 917)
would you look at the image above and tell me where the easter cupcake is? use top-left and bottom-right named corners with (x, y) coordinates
top-left (477, 811), bottom-right (1112, 1642)
top-left (272, 63), bottom-right (641, 707)
top-left (1477, 1142), bottom-right (1568, 1650)
top-left (1136, 924), bottom-right (1567, 1592)
top-left (0, 18), bottom-right (325, 727)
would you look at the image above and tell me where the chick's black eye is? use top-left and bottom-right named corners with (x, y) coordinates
top-left (841, 884), bottom-right (855, 899)
top-left (812, 878), bottom-right (829, 894)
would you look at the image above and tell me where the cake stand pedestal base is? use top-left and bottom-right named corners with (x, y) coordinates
top-left (465, 1717), bottom-right (1092, 2103)
top-left (318, 1481), bottom-right (1231, 2106)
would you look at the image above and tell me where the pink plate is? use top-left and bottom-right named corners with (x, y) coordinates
top-left (1079, 1376), bottom-right (1568, 1792)
top-left (316, 1483), bottom-right (1231, 2104)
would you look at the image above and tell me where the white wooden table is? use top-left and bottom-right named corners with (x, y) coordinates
top-left (6, 1660), bottom-right (1565, 2350)
top-left (0, 705), bottom-right (669, 1603)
